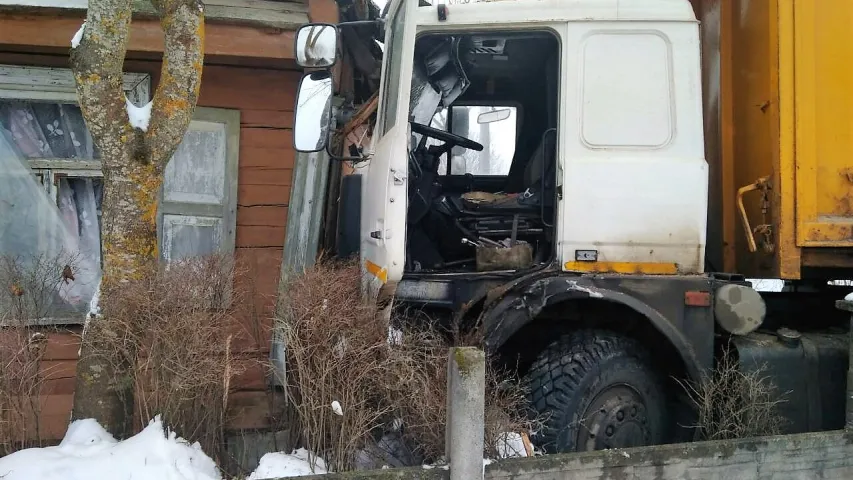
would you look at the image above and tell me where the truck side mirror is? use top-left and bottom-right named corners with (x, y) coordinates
top-left (293, 71), bottom-right (334, 152)
top-left (295, 24), bottom-right (339, 68)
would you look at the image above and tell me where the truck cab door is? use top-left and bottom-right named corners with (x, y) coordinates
top-left (361, 0), bottom-right (412, 298)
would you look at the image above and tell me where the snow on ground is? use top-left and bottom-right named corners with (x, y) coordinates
top-left (0, 414), bottom-right (529, 479)
top-left (0, 416), bottom-right (220, 480)
top-left (249, 449), bottom-right (329, 479)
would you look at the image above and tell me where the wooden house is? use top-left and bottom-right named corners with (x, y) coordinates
top-left (0, 0), bottom-right (340, 446)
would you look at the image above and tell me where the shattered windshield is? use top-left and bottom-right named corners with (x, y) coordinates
top-left (408, 36), bottom-right (470, 149)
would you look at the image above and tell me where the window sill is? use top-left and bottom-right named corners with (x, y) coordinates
top-left (0, 316), bottom-right (85, 327)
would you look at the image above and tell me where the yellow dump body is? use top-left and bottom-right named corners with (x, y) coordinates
top-left (718, 0), bottom-right (853, 280)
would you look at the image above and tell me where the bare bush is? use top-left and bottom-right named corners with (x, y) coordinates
top-left (0, 253), bottom-right (81, 455)
top-left (86, 253), bottom-right (242, 461)
top-left (277, 259), bottom-right (539, 472)
top-left (677, 344), bottom-right (788, 441)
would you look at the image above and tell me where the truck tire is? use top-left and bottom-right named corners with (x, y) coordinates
top-left (524, 330), bottom-right (670, 453)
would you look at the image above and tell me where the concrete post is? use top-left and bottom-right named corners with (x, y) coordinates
top-left (446, 347), bottom-right (486, 480)
top-left (839, 300), bottom-right (853, 429)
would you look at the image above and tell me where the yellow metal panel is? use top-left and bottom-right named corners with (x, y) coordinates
top-left (776, 0), bottom-right (800, 279)
top-left (563, 262), bottom-right (679, 275)
top-left (794, 0), bottom-right (853, 247)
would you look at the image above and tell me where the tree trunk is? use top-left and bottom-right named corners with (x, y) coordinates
top-left (70, 0), bottom-right (205, 438)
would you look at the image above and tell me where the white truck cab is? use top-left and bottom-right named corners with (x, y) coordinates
top-left (290, 0), bottom-right (719, 454)
top-left (295, 0), bottom-right (707, 296)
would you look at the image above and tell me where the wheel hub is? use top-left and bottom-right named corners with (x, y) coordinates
top-left (579, 385), bottom-right (649, 451)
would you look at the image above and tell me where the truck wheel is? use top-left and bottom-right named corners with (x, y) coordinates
top-left (524, 330), bottom-right (670, 453)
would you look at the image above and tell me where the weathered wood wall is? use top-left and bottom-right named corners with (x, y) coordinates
top-left (0, 49), bottom-right (300, 441)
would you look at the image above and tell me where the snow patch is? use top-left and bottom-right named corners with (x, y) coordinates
top-left (495, 432), bottom-right (530, 459)
top-left (0, 416), bottom-right (220, 480)
top-left (71, 22), bottom-right (85, 48)
top-left (845, 291), bottom-right (853, 301)
top-left (748, 278), bottom-right (785, 292)
top-left (126, 96), bottom-right (153, 131)
top-left (249, 449), bottom-right (328, 479)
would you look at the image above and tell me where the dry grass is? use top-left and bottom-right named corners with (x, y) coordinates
top-left (277, 259), bottom-right (538, 472)
top-left (677, 343), bottom-right (788, 441)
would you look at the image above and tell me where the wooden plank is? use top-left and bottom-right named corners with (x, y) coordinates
top-left (39, 360), bottom-right (76, 385)
top-left (199, 66), bottom-right (300, 111)
top-left (236, 225), bottom-right (287, 248)
top-left (239, 146), bottom-right (295, 169)
top-left (39, 376), bottom-right (77, 395)
top-left (237, 205), bottom-right (289, 227)
top-left (241, 127), bottom-right (293, 149)
top-left (0, 64), bottom-right (149, 99)
top-left (0, 0), bottom-right (308, 30)
top-left (308, 0), bottom-right (339, 23)
top-left (239, 167), bottom-right (293, 186)
top-left (43, 331), bottom-right (80, 360)
top-left (203, 0), bottom-right (308, 14)
top-left (226, 391), bottom-right (274, 430)
top-left (232, 358), bottom-right (269, 391)
top-left (0, 14), bottom-right (297, 60)
top-left (241, 109), bottom-right (294, 129)
top-left (271, 149), bottom-right (331, 387)
top-left (238, 184), bottom-right (292, 206)
top-left (226, 312), bottom-right (273, 354)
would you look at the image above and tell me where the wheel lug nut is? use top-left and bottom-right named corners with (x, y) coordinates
top-left (617, 411), bottom-right (624, 421)
top-left (606, 426), bottom-right (614, 436)
top-left (631, 406), bottom-right (637, 416)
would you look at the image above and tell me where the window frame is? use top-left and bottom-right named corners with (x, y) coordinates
top-left (156, 106), bottom-right (240, 266)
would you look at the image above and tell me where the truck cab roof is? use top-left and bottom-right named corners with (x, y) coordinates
top-left (410, 0), bottom-right (697, 24)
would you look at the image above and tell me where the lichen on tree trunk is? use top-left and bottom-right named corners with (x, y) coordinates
top-left (70, 0), bottom-right (205, 438)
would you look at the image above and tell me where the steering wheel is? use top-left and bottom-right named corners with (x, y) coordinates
top-left (410, 121), bottom-right (483, 152)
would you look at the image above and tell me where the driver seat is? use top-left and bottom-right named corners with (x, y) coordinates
top-left (458, 129), bottom-right (557, 214)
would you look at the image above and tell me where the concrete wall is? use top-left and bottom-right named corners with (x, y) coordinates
top-left (291, 429), bottom-right (853, 480)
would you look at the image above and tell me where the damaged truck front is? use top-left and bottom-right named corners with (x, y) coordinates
top-left (287, 0), bottom-right (851, 455)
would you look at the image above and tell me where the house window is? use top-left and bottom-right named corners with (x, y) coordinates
top-left (0, 65), bottom-right (239, 324)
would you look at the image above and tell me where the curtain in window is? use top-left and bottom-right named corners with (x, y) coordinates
top-left (0, 100), bottom-right (101, 319)
top-left (0, 100), bottom-right (98, 160)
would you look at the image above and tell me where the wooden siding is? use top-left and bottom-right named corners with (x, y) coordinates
top-left (0, 13), bottom-right (297, 61)
top-left (0, 50), bottom-right (299, 440)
